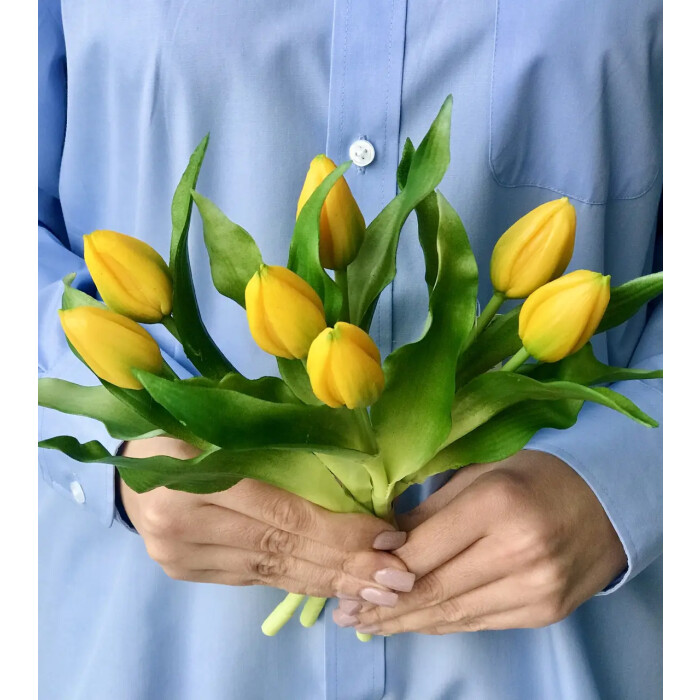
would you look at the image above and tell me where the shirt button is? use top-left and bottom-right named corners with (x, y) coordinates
top-left (69, 480), bottom-right (86, 504)
top-left (349, 139), bottom-right (375, 167)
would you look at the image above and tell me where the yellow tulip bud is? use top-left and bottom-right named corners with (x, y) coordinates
top-left (307, 322), bottom-right (385, 409)
top-left (519, 270), bottom-right (611, 363)
top-left (84, 230), bottom-right (173, 323)
top-left (491, 197), bottom-right (576, 298)
top-left (58, 307), bottom-right (163, 389)
top-left (296, 155), bottom-right (366, 270)
top-left (245, 265), bottom-right (327, 359)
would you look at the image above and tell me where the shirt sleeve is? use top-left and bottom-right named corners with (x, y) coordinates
top-left (38, 0), bottom-right (192, 527)
top-left (525, 292), bottom-right (662, 594)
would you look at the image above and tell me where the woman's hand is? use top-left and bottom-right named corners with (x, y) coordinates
top-left (119, 436), bottom-right (411, 601)
top-left (344, 451), bottom-right (627, 635)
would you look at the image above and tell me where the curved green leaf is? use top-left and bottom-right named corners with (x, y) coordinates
top-left (288, 162), bottom-right (351, 323)
top-left (348, 96), bottom-right (453, 330)
top-left (596, 271), bottom-right (663, 334)
top-left (38, 378), bottom-right (161, 440)
top-left (192, 190), bottom-right (263, 308)
top-left (61, 273), bottom-right (105, 310)
top-left (446, 371), bottom-right (657, 448)
top-left (314, 452), bottom-right (374, 512)
top-left (277, 358), bottom-right (323, 405)
top-left (135, 370), bottom-right (374, 455)
top-left (170, 136), bottom-right (237, 379)
top-left (371, 192), bottom-right (478, 484)
top-left (38, 436), bottom-right (365, 513)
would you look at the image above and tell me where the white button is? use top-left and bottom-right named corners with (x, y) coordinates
top-left (349, 139), bottom-right (375, 167)
top-left (70, 480), bottom-right (86, 504)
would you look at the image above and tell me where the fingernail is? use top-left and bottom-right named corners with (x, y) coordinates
top-left (373, 531), bottom-right (407, 550)
top-left (373, 568), bottom-right (416, 593)
top-left (355, 624), bottom-right (380, 634)
top-left (332, 609), bottom-right (359, 628)
top-left (338, 599), bottom-right (362, 615)
top-left (360, 587), bottom-right (398, 607)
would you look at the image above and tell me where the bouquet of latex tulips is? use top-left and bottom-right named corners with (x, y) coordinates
top-left (39, 96), bottom-right (662, 640)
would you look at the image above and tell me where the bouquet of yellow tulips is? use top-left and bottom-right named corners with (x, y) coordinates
top-left (39, 96), bottom-right (662, 639)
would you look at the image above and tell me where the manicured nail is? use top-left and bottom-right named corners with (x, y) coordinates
top-left (373, 568), bottom-right (416, 592)
top-left (373, 531), bottom-right (407, 550)
top-left (360, 587), bottom-right (398, 607)
top-left (332, 608), bottom-right (359, 627)
top-left (339, 599), bottom-right (362, 615)
top-left (355, 624), bottom-right (380, 634)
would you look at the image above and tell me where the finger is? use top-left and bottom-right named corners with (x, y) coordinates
top-left (349, 536), bottom-right (506, 627)
top-left (397, 463), bottom-right (498, 531)
top-left (354, 576), bottom-right (526, 636)
top-left (180, 504), bottom-right (408, 586)
top-left (418, 606), bottom-right (537, 635)
top-left (393, 475), bottom-right (507, 577)
top-left (169, 543), bottom-right (402, 600)
top-left (208, 479), bottom-right (406, 553)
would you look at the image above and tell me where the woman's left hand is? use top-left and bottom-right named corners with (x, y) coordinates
top-left (344, 450), bottom-right (627, 636)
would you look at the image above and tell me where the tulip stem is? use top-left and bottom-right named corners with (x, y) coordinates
top-left (501, 347), bottom-right (530, 372)
top-left (462, 292), bottom-right (505, 351)
top-left (335, 269), bottom-right (350, 323)
top-left (261, 592), bottom-right (306, 636)
top-left (162, 315), bottom-right (182, 344)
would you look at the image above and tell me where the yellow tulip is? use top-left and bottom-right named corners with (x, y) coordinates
top-left (59, 306), bottom-right (163, 389)
top-left (245, 265), bottom-right (327, 359)
top-left (84, 230), bottom-right (173, 323)
top-left (491, 198), bottom-right (576, 298)
top-left (307, 322), bottom-right (385, 409)
top-left (296, 155), bottom-right (365, 270)
top-left (519, 270), bottom-right (611, 363)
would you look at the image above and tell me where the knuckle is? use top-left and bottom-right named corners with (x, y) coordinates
top-left (160, 565), bottom-right (189, 582)
top-left (460, 617), bottom-right (487, 633)
top-left (438, 597), bottom-right (466, 625)
top-left (479, 470), bottom-right (529, 514)
top-left (259, 526), bottom-right (293, 555)
top-left (141, 505), bottom-right (182, 537)
top-left (415, 572), bottom-right (447, 606)
top-left (144, 538), bottom-right (176, 565)
top-left (261, 495), bottom-right (310, 533)
top-left (251, 553), bottom-right (287, 581)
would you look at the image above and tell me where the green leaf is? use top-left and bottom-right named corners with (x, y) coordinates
top-left (396, 138), bottom-right (415, 191)
top-left (416, 191), bottom-right (440, 291)
top-left (412, 399), bottom-right (583, 482)
top-left (314, 452), bottom-right (374, 512)
top-left (456, 272), bottom-right (664, 387)
top-left (596, 271), bottom-right (663, 334)
top-left (38, 378), bottom-right (161, 440)
top-left (446, 371), bottom-right (656, 449)
top-left (522, 342), bottom-right (663, 386)
top-left (61, 273), bottom-right (105, 310)
top-left (185, 371), bottom-right (302, 404)
top-left (288, 161), bottom-right (351, 324)
top-left (38, 436), bottom-right (365, 513)
top-left (348, 96), bottom-right (454, 330)
top-left (169, 137), bottom-right (237, 379)
top-left (371, 192), bottom-right (478, 484)
top-left (135, 370), bottom-right (374, 455)
top-left (277, 358), bottom-right (323, 405)
top-left (192, 191), bottom-right (263, 308)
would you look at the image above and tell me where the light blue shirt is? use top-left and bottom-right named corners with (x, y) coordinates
top-left (39, 1), bottom-right (662, 698)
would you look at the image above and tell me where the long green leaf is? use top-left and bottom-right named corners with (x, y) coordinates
top-left (371, 192), bottom-right (478, 484)
top-left (596, 271), bottom-right (663, 334)
top-left (446, 371), bottom-right (657, 448)
top-left (38, 436), bottom-right (365, 512)
top-left (38, 378), bottom-right (161, 440)
top-left (348, 96), bottom-right (453, 330)
top-left (288, 162), bottom-right (351, 324)
top-left (170, 136), bottom-right (236, 379)
top-left (192, 191), bottom-right (263, 308)
top-left (314, 453), bottom-right (374, 512)
top-left (277, 358), bottom-right (323, 405)
top-left (135, 370), bottom-right (374, 455)
top-left (411, 399), bottom-right (583, 483)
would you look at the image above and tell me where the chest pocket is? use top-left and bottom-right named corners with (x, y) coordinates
top-left (489, 0), bottom-right (662, 205)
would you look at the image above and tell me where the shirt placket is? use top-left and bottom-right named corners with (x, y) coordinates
top-left (324, 0), bottom-right (407, 698)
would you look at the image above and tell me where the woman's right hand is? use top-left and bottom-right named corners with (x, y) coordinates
top-left (119, 436), bottom-right (414, 606)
